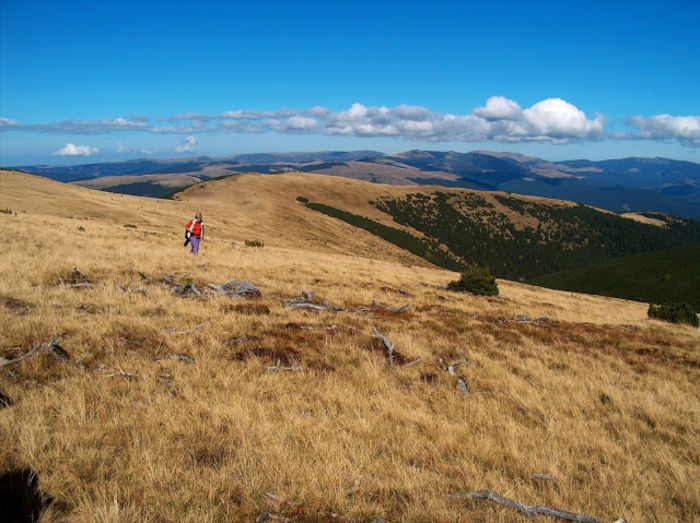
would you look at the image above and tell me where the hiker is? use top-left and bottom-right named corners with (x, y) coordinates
top-left (185, 212), bottom-right (204, 255)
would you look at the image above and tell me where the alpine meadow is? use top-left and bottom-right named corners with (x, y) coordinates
top-left (1, 169), bottom-right (698, 521)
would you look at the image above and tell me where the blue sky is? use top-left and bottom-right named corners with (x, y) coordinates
top-left (2, 0), bottom-right (700, 165)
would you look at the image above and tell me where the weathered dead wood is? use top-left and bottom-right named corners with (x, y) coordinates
top-left (162, 322), bottom-right (206, 334)
top-left (346, 477), bottom-right (361, 497)
top-left (221, 280), bottom-right (262, 297)
top-left (156, 374), bottom-right (178, 397)
top-left (456, 376), bottom-right (470, 396)
top-left (299, 324), bottom-right (338, 331)
top-left (0, 343), bottom-right (44, 367)
top-left (256, 513), bottom-right (291, 523)
top-left (167, 353), bottom-right (196, 365)
top-left (124, 286), bottom-right (150, 295)
top-left (288, 303), bottom-right (328, 312)
top-left (173, 283), bottom-right (201, 297)
top-left (0, 338), bottom-right (77, 368)
top-left (444, 358), bottom-right (470, 376)
top-left (532, 473), bottom-right (558, 481)
top-left (371, 326), bottom-right (395, 366)
top-left (119, 337), bottom-right (146, 345)
top-left (267, 359), bottom-right (302, 372)
top-left (264, 492), bottom-right (294, 505)
top-left (66, 282), bottom-right (103, 289)
top-left (452, 490), bottom-right (601, 522)
top-left (105, 370), bottom-right (135, 380)
top-left (405, 358), bottom-right (423, 367)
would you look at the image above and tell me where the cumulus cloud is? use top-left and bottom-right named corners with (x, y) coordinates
top-left (522, 98), bottom-right (605, 140)
top-left (624, 114), bottom-right (700, 146)
top-left (52, 143), bottom-right (99, 156)
top-left (6, 98), bottom-right (698, 147)
top-left (472, 96), bottom-right (523, 120)
top-left (175, 136), bottom-right (197, 153)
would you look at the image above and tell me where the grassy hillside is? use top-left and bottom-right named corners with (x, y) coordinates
top-left (530, 243), bottom-right (700, 311)
top-left (1, 169), bottom-right (699, 521)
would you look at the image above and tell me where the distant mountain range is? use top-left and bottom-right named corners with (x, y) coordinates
top-left (10, 149), bottom-right (700, 219)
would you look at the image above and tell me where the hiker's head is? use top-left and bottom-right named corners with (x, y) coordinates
top-left (196, 212), bottom-right (202, 221)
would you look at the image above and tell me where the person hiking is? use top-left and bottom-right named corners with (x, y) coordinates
top-left (185, 212), bottom-right (204, 255)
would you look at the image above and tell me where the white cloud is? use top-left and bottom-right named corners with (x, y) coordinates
top-left (522, 98), bottom-right (605, 140)
top-left (472, 96), bottom-right (523, 120)
top-left (8, 98), bottom-right (698, 148)
top-left (52, 143), bottom-right (99, 156)
top-left (175, 136), bottom-right (197, 153)
top-left (625, 114), bottom-right (700, 146)
top-left (116, 143), bottom-right (154, 155)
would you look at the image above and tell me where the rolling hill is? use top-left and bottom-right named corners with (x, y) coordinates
top-left (0, 169), bottom-right (698, 520)
top-left (10, 149), bottom-right (700, 219)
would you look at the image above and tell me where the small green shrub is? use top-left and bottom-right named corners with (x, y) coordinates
top-left (648, 303), bottom-right (699, 327)
top-left (77, 226), bottom-right (86, 232)
top-left (447, 264), bottom-right (499, 296)
top-left (123, 224), bottom-right (137, 229)
top-left (245, 239), bottom-right (264, 248)
top-left (296, 196), bottom-right (309, 203)
top-left (0, 208), bottom-right (12, 214)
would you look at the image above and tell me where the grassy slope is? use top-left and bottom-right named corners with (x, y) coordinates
top-left (0, 169), bottom-right (699, 521)
top-left (530, 243), bottom-right (700, 311)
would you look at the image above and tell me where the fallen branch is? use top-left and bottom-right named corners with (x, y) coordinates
top-left (267, 359), bottom-right (302, 372)
top-left (66, 282), bottom-right (103, 289)
top-left (453, 490), bottom-right (601, 522)
top-left (288, 303), bottom-right (328, 312)
top-left (456, 376), bottom-right (470, 396)
top-left (405, 358), bottom-right (423, 367)
top-left (167, 353), bottom-right (196, 365)
top-left (445, 359), bottom-right (470, 376)
top-left (371, 326), bottom-right (395, 366)
top-left (162, 322), bottom-right (206, 335)
top-left (156, 374), bottom-right (178, 396)
top-left (532, 473), bottom-right (558, 481)
top-left (0, 338), bottom-right (77, 368)
top-left (0, 342), bottom-right (45, 367)
top-left (105, 370), bottom-right (135, 380)
top-left (256, 513), bottom-right (291, 523)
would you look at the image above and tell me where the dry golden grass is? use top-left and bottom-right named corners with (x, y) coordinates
top-left (0, 170), bottom-right (699, 521)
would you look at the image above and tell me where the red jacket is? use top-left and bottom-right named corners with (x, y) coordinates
top-left (186, 219), bottom-right (203, 238)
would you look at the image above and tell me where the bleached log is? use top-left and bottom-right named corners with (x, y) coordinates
top-left (371, 326), bottom-right (395, 366)
top-left (174, 321), bottom-right (207, 334)
top-left (447, 359), bottom-right (470, 376)
top-left (455, 490), bottom-right (601, 522)
top-left (405, 358), bottom-right (423, 367)
top-left (532, 473), bottom-right (558, 481)
top-left (288, 303), bottom-right (327, 312)
top-left (156, 374), bottom-right (178, 397)
top-left (264, 492), bottom-right (290, 504)
top-left (0, 338), bottom-right (74, 368)
top-left (0, 342), bottom-right (44, 367)
top-left (299, 324), bottom-right (338, 331)
top-left (456, 376), bottom-right (470, 396)
top-left (256, 513), bottom-right (291, 523)
top-left (167, 353), bottom-right (196, 365)
top-left (67, 282), bottom-right (102, 289)
top-left (105, 370), bottom-right (135, 379)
